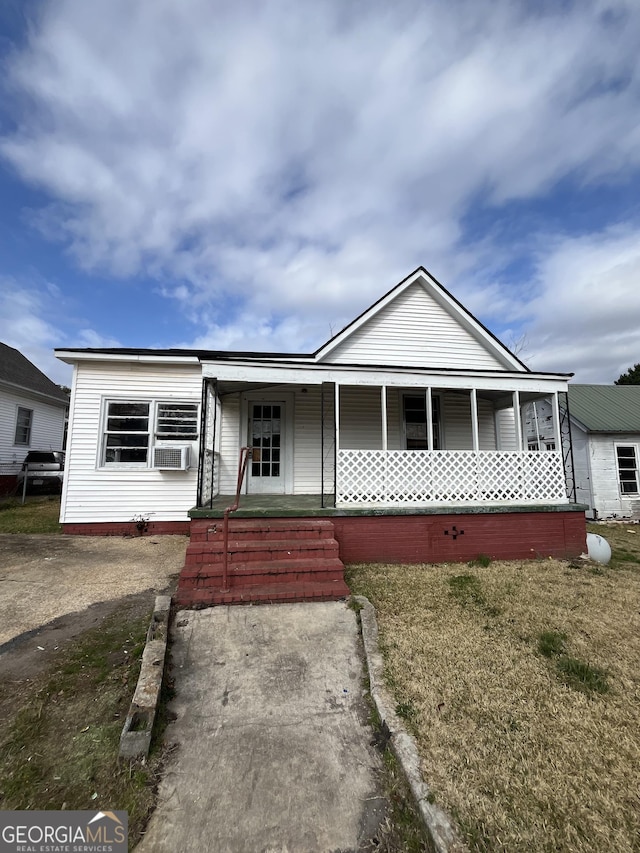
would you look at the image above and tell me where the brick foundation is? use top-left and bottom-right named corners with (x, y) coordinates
top-left (329, 510), bottom-right (587, 563)
top-left (62, 521), bottom-right (190, 536)
top-left (62, 509), bottom-right (586, 560)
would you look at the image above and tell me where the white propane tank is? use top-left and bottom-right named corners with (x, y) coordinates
top-left (586, 532), bottom-right (612, 565)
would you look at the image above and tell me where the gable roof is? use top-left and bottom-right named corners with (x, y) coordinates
top-left (568, 384), bottom-right (640, 432)
top-left (0, 342), bottom-right (69, 405)
top-left (314, 267), bottom-right (529, 372)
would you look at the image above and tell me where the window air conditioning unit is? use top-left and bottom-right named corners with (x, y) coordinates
top-left (152, 445), bottom-right (191, 470)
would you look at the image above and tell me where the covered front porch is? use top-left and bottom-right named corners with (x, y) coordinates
top-left (195, 361), bottom-right (575, 511)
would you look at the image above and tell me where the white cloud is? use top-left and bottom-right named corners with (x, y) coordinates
top-left (1, 0), bottom-right (640, 365)
top-left (525, 225), bottom-right (640, 382)
top-left (0, 278), bottom-right (72, 385)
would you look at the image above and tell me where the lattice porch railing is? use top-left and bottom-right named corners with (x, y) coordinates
top-left (336, 449), bottom-right (568, 506)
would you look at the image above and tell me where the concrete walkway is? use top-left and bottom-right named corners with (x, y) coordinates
top-left (136, 602), bottom-right (388, 853)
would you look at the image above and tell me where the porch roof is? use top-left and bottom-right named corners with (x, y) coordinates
top-left (206, 359), bottom-right (571, 396)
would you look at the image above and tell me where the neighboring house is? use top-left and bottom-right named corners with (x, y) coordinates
top-left (0, 343), bottom-right (69, 494)
top-left (567, 384), bottom-right (640, 520)
top-left (56, 268), bottom-right (586, 601)
top-left (523, 398), bottom-right (557, 451)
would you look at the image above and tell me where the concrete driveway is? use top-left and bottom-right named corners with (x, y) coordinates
top-left (0, 534), bottom-right (187, 645)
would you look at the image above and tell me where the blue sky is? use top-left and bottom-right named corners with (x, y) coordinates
top-left (1, 0), bottom-right (640, 386)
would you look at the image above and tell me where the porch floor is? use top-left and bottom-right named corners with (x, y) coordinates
top-left (190, 494), bottom-right (584, 519)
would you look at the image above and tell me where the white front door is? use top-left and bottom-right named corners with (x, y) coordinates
top-left (247, 401), bottom-right (286, 494)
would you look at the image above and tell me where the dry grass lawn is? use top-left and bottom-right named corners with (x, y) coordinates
top-left (346, 522), bottom-right (640, 853)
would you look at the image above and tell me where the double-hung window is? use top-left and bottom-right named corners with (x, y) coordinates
top-left (616, 445), bottom-right (639, 495)
top-left (101, 400), bottom-right (198, 467)
top-left (14, 407), bottom-right (33, 446)
top-left (103, 402), bottom-right (150, 465)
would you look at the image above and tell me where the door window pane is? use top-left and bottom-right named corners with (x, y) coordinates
top-left (250, 403), bottom-right (283, 477)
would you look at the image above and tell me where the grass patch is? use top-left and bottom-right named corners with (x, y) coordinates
top-left (347, 555), bottom-right (640, 853)
top-left (0, 603), bottom-right (166, 846)
top-left (537, 629), bottom-right (567, 658)
top-left (468, 554), bottom-right (492, 568)
top-left (590, 523), bottom-right (640, 571)
top-left (447, 573), bottom-right (485, 606)
top-left (610, 548), bottom-right (638, 563)
top-left (395, 700), bottom-right (419, 724)
top-left (556, 656), bottom-right (609, 696)
top-left (0, 496), bottom-right (62, 533)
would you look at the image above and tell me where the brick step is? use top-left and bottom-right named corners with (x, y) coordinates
top-left (174, 578), bottom-right (351, 608)
top-left (184, 537), bottom-right (340, 564)
top-left (189, 519), bottom-right (335, 543)
top-left (180, 557), bottom-right (346, 587)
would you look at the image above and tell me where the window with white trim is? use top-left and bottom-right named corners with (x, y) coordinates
top-left (101, 400), bottom-right (198, 466)
top-left (616, 445), bottom-right (639, 495)
top-left (403, 394), bottom-right (441, 450)
top-left (14, 407), bottom-right (33, 446)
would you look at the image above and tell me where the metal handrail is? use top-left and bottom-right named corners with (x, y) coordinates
top-left (221, 446), bottom-right (252, 592)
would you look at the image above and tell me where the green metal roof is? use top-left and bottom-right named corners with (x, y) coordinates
top-left (568, 384), bottom-right (640, 432)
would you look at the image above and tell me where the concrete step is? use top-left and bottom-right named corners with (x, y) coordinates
top-left (174, 578), bottom-right (350, 607)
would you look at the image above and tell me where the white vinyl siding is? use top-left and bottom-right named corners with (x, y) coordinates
top-left (292, 386), bottom-right (334, 494)
top-left (442, 393), bottom-right (496, 450)
top-left (338, 386), bottom-right (383, 449)
top-left (217, 393), bottom-right (241, 494)
top-left (0, 387), bottom-right (65, 473)
top-left (570, 422), bottom-right (593, 515)
top-left (576, 432), bottom-right (640, 519)
top-left (323, 283), bottom-right (506, 370)
top-left (60, 362), bottom-right (201, 523)
top-left (495, 409), bottom-right (518, 451)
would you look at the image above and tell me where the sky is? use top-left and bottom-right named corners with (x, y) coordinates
top-left (1, 0), bottom-right (639, 387)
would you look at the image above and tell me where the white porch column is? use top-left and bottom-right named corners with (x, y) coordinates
top-left (426, 387), bottom-right (434, 451)
top-left (551, 391), bottom-right (562, 450)
top-left (335, 383), bottom-right (340, 451)
top-left (513, 390), bottom-right (523, 451)
top-left (381, 385), bottom-right (388, 450)
top-left (470, 388), bottom-right (479, 452)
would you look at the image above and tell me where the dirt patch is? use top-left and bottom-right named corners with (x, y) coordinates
top-left (0, 534), bottom-right (186, 645)
top-left (0, 595), bottom-right (168, 846)
top-left (0, 590), bottom-right (169, 723)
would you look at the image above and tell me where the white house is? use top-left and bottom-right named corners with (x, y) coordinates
top-left (567, 384), bottom-right (640, 520)
top-left (0, 342), bottom-right (68, 494)
top-left (56, 268), bottom-right (586, 603)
